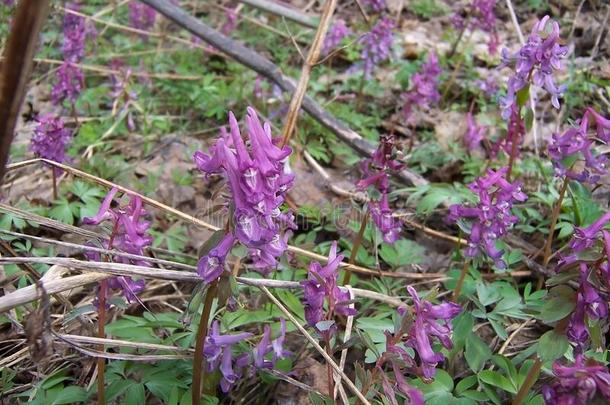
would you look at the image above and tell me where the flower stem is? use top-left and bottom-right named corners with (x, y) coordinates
top-left (542, 177), bottom-right (569, 266)
top-left (192, 281), bottom-right (218, 405)
top-left (325, 340), bottom-right (335, 403)
top-left (506, 131), bottom-right (520, 183)
top-left (97, 280), bottom-right (107, 405)
top-left (512, 357), bottom-right (543, 405)
top-left (342, 211), bottom-right (368, 285)
top-left (51, 168), bottom-right (57, 200)
top-left (453, 259), bottom-right (470, 301)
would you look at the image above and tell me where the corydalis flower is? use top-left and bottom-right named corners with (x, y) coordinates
top-left (194, 107), bottom-right (295, 282)
top-left (221, 7), bottom-right (239, 35)
top-left (405, 286), bottom-right (461, 378)
top-left (128, 2), bottom-right (156, 31)
top-left (63, 4), bottom-right (88, 62)
top-left (362, 0), bottom-right (386, 12)
top-left (452, 0), bottom-right (499, 54)
top-left (253, 318), bottom-right (291, 369)
top-left (322, 20), bottom-right (351, 56)
top-left (52, 62), bottom-right (84, 105)
top-left (204, 320), bottom-right (253, 393)
top-left (402, 53), bottom-right (441, 124)
top-left (83, 187), bottom-right (152, 303)
top-left (30, 115), bottom-right (73, 165)
top-left (464, 112), bottom-right (487, 151)
top-left (301, 241), bottom-right (356, 338)
top-left (448, 167), bottom-right (527, 268)
top-left (361, 17), bottom-right (394, 79)
top-left (500, 15), bottom-right (568, 118)
top-left (543, 355), bottom-right (610, 405)
top-left (357, 134), bottom-right (403, 243)
top-left (548, 108), bottom-right (610, 183)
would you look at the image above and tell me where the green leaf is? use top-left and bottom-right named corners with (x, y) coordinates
top-left (516, 84), bottom-right (530, 108)
top-left (537, 330), bottom-right (569, 361)
top-left (465, 333), bottom-right (492, 372)
top-left (49, 198), bottom-right (78, 225)
top-left (539, 285), bottom-right (576, 323)
top-left (455, 375), bottom-right (478, 395)
top-left (124, 384), bottom-right (146, 405)
top-left (51, 386), bottom-right (88, 404)
top-left (478, 370), bottom-right (517, 394)
top-left (379, 239), bottom-right (425, 267)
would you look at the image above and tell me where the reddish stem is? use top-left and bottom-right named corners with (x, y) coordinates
top-left (97, 280), bottom-right (107, 405)
top-left (192, 281), bottom-right (218, 405)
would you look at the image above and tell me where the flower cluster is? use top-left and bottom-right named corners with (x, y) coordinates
top-left (377, 286), bottom-right (460, 403)
top-left (361, 17), bottom-right (394, 79)
top-left (322, 20), bottom-right (351, 56)
top-left (554, 211), bottom-right (610, 349)
top-left (109, 59), bottom-right (138, 131)
top-left (221, 7), bottom-right (239, 35)
top-left (543, 355), bottom-right (610, 405)
top-left (357, 134), bottom-right (403, 243)
top-left (402, 53), bottom-right (441, 124)
top-left (448, 167), bottom-right (527, 268)
top-left (128, 2), bottom-right (156, 31)
top-left (301, 241), bottom-right (356, 339)
top-left (83, 187), bottom-right (153, 303)
top-left (52, 3), bottom-right (94, 105)
top-left (500, 15), bottom-right (567, 119)
top-left (194, 107), bottom-right (295, 283)
top-left (548, 108), bottom-right (610, 183)
top-left (203, 319), bottom-right (290, 393)
top-left (30, 115), bottom-right (73, 165)
top-left (464, 112), bottom-right (487, 151)
top-left (452, 0), bottom-right (499, 54)
top-left (362, 0), bottom-right (386, 12)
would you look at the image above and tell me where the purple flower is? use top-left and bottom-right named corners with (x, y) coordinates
top-left (84, 188), bottom-right (152, 303)
top-left (500, 15), bottom-right (568, 118)
top-left (322, 20), bottom-right (351, 56)
top-left (52, 62), bottom-right (84, 105)
top-left (362, 0), bottom-right (386, 12)
top-left (453, 0), bottom-right (498, 54)
top-left (194, 107), bottom-right (295, 281)
top-left (204, 320), bottom-right (253, 393)
top-left (405, 286), bottom-right (462, 378)
top-left (221, 7), bottom-right (238, 35)
top-left (569, 212), bottom-right (610, 253)
top-left (380, 364), bottom-right (425, 405)
top-left (448, 167), bottom-right (527, 268)
top-left (543, 355), bottom-right (610, 405)
top-left (402, 53), bottom-right (441, 124)
top-left (30, 115), bottom-right (73, 165)
top-left (253, 318), bottom-right (291, 369)
top-left (548, 108), bottom-right (610, 183)
top-left (361, 17), bottom-right (394, 79)
top-left (128, 3), bottom-right (156, 31)
top-left (464, 112), bottom-right (486, 151)
top-left (197, 234), bottom-right (237, 284)
top-left (369, 193), bottom-right (401, 243)
top-left (477, 75), bottom-right (499, 98)
top-left (301, 241), bottom-right (356, 338)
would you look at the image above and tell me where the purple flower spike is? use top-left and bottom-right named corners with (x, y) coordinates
top-left (543, 355), bottom-right (610, 405)
top-left (84, 189), bottom-right (152, 304)
top-left (361, 17), bottom-right (394, 79)
top-left (569, 212), bottom-right (610, 253)
top-left (500, 15), bottom-right (567, 118)
top-left (30, 115), bottom-right (73, 165)
top-left (301, 241), bottom-right (356, 338)
top-left (322, 20), bottom-right (351, 56)
top-left (464, 112), bottom-right (487, 151)
top-left (369, 193), bottom-right (401, 243)
top-left (128, 3), bottom-right (156, 31)
top-left (402, 53), bottom-right (441, 124)
top-left (253, 319), bottom-right (290, 369)
top-left (548, 108), bottom-right (610, 183)
top-left (197, 234), bottom-right (237, 284)
top-left (193, 107), bottom-right (294, 278)
top-left (221, 7), bottom-right (239, 35)
top-left (362, 0), bottom-right (386, 12)
top-left (406, 286), bottom-right (462, 379)
top-left (448, 167), bottom-right (527, 268)
top-left (52, 62), bottom-right (85, 105)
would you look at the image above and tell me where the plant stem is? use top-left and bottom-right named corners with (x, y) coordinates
top-left (325, 340), bottom-right (335, 403)
top-left (453, 259), bottom-right (470, 301)
top-left (342, 211), bottom-right (368, 285)
top-left (506, 129), bottom-right (520, 183)
top-left (192, 281), bottom-right (218, 405)
top-left (512, 357), bottom-right (543, 405)
top-left (542, 177), bottom-right (569, 266)
top-left (51, 168), bottom-right (57, 200)
top-left (97, 280), bottom-right (107, 405)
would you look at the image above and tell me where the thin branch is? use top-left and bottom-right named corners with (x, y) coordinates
top-left (238, 0), bottom-right (319, 28)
